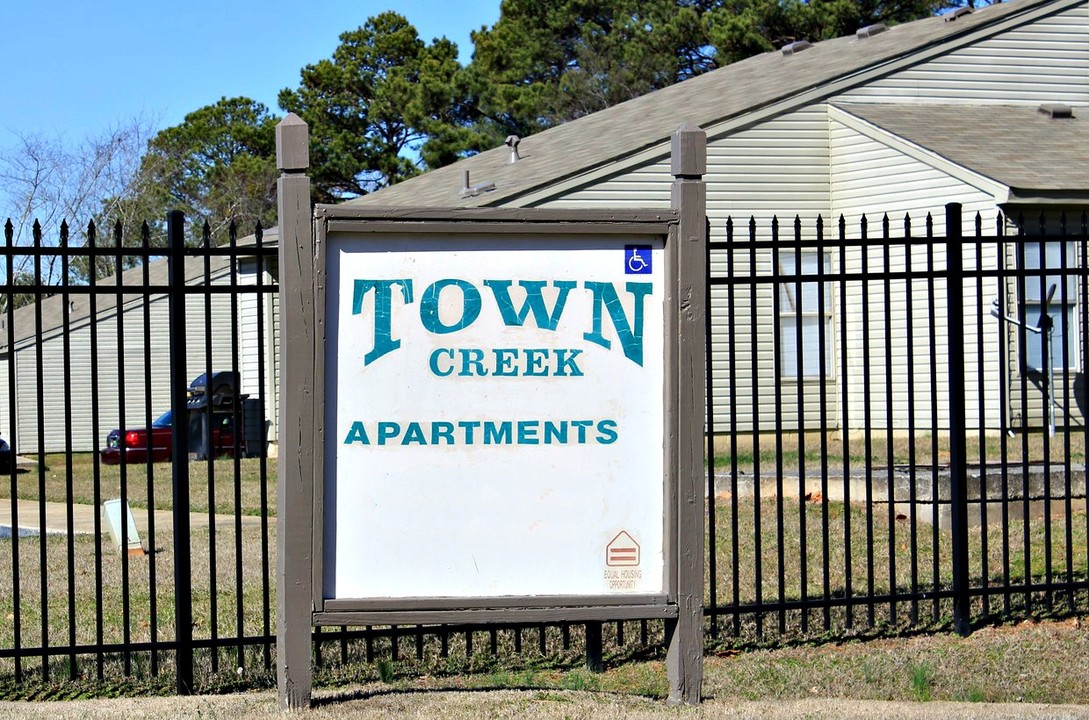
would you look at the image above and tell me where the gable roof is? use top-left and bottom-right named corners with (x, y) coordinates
top-left (345, 0), bottom-right (1083, 210)
top-left (835, 103), bottom-right (1089, 201)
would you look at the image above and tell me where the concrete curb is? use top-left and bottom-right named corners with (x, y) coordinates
top-left (0, 498), bottom-right (263, 537)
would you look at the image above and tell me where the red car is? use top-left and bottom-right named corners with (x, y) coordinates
top-left (100, 409), bottom-right (241, 465)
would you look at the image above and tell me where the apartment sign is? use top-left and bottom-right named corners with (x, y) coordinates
top-left (277, 122), bottom-right (707, 709)
top-left (322, 229), bottom-right (668, 600)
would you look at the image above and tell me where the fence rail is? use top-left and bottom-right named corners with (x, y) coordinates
top-left (0, 215), bottom-right (279, 687)
top-left (0, 204), bottom-right (1088, 692)
top-left (706, 204), bottom-right (1089, 640)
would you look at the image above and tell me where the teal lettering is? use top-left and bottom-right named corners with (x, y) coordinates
top-left (420, 279), bottom-right (481, 334)
top-left (431, 421), bottom-right (455, 444)
top-left (343, 421), bottom-right (370, 445)
top-left (517, 420), bottom-right (540, 444)
top-left (429, 348), bottom-right (455, 376)
top-left (484, 280), bottom-right (576, 330)
top-left (402, 422), bottom-right (427, 445)
top-left (583, 281), bottom-right (652, 366)
top-left (484, 421), bottom-right (512, 445)
top-left (544, 421), bottom-right (568, 444)
top-left (458, 348), bottom-right (488, 376)
top-left (377, 422), bottom-right (401, 445)
top-left (493, 348), bottom-right (518, 376)
top-left (524, 348), bottom-right (548, 376)
top-left (343, 418), bottom-right (619, 446)
top-left (596, 419), bottom-right (619, 444)
top-left (553, 348), bottom-right (584, 377)
top-left (571, 420), bottom-right (593, 443)
top-left (353, 279), bottom-right (413, 366)
top-left (458, 420), bottom-right (481, 444)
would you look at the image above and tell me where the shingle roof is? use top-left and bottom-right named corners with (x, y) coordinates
top-left (836, 103), bottom-right (1089, 195)
top-left (345, 0), bottom-right (1076, 210)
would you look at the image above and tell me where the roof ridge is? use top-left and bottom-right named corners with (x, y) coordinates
top-left (343, 0), bottom-right (1078, 209)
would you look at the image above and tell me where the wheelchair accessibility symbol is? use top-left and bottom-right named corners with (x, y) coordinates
top-left (625, 246), bottom-right (652, 275)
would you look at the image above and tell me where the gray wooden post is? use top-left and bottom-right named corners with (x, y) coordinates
top-left (276, 112), bottom-right (316, 710)
top-left (666, 123), bottom-right (707, 705)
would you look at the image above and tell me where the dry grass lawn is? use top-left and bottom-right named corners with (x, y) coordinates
top-left (3, 620), bottom-right (1089, 718)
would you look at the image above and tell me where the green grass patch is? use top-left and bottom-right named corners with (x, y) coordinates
top-left (3, 439), bottom-right (1089, 703)
top-left (0, 453), bottom-right (276, 517)
top-left (710, 430), bottom-right (1087, 474)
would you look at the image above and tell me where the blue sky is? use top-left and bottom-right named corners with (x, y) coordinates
top-left (0, 0), bottom-right (500, 145)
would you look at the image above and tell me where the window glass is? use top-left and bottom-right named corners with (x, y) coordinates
top-left (778, 252), bottom-right (833, 378)
top-left (1021, 241), bottom-right (1078, 373)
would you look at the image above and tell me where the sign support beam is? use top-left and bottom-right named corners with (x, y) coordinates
top-left (665, 123), bottom-right (707, 706)
top-left (276, 113), bottom-right (316, 711)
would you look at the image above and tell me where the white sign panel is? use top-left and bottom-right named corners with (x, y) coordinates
top-left (323, 234), bottom-right (666, 599)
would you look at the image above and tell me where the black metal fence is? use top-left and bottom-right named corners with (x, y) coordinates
top-left (1, 203), bottom-right (1088, 693)
top-left (706, 204), bottom-right (1089, 641)
top-left (0, 214), bottom-right (279, 689)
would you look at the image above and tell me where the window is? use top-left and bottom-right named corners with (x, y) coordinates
top-left (1021, 240), bottom-right (1078, 373)
top-left (778, 252), bottom-right (833, 378)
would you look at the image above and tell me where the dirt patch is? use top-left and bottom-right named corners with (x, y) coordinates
top-left (2, 691), bottom-right (1089, 720)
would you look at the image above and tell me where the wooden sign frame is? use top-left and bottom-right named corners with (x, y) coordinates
top-left (275, 116), bottom-right (707, 708)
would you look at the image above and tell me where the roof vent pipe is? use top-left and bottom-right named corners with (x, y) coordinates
top-left (459, 170), bottom-right (496, 198)
top-left (856, 23), bottom-right (888, 39)
top-left (1039, 103), bottom-right (1074, 118)
top-left (505, 135), bottom-right (521, 163)
top-left (780, 40), bottom-right (812, 55)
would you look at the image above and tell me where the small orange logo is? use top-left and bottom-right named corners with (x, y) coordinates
top-left (606, 530), bottom-right (640, 567)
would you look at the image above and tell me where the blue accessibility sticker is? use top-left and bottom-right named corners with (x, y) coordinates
top-left (625, 246), bottom-right (652, 275)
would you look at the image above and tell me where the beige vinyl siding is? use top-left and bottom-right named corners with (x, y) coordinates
top-left (712, 257), bottom-right (839, 434)
top-left (538, 108), bottom-right (836, 432)
top-left (830, 118), bottom-right (1005, 430)
top-left (839, 2), bottom-right (1089, 106)
top-left (705, 107), bottom-right (832, 222)
top-left (14, 296), bottom-right (169, 454)
top-left (9, 266), bottom-right (236, 454)
top-left (828, 112), bottom-right (1003, 231)
top-left (706, 109), bottom-right (836, 433)
top-left (538, 107), bottom-right (832, 224)
top-left (238, 257), bottom-right (280, 443)
top-left (0, 356), bottom-right (9, 442)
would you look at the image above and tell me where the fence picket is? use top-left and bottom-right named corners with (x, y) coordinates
top-left (168, 211), bottom-right (194, 694)
top-left (0, 201), bottom-right (1085, 691)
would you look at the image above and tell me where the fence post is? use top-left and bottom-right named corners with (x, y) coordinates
top-left (168, 210), bottom-right (194, 693)
top-left (666, 123), bottom-right (707, 705)
top-left (276, 113), bottom-right (315, 710)
top-left (945, 202), bottom-right (971, 636)
top-left (585, 623), bottom-right (603, 673)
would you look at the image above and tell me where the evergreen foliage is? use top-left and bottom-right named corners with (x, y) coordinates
top-left (3, 0), bottom-right (982, 238)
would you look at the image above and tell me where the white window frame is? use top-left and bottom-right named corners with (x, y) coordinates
top-left (1020, 240), bottom-right (1079, 374)
top-left (777, 251), bottom-right (834, 379)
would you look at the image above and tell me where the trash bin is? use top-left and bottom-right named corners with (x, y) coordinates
top-left (242, 397), bottom-right (267, 458)
top-left (186, 372), bottom-right (246, 461)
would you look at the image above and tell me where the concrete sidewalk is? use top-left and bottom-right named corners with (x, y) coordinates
top-left (0, 497), bottom-right (263, 536)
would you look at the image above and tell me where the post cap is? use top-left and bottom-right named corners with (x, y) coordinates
top-left (671, 123), bottom-right (706, 178)
top-left (276, 113), bottom-right (310, 172)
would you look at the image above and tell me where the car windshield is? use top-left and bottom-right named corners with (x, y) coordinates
top-left (152, 410), bottom-right (173, 427)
